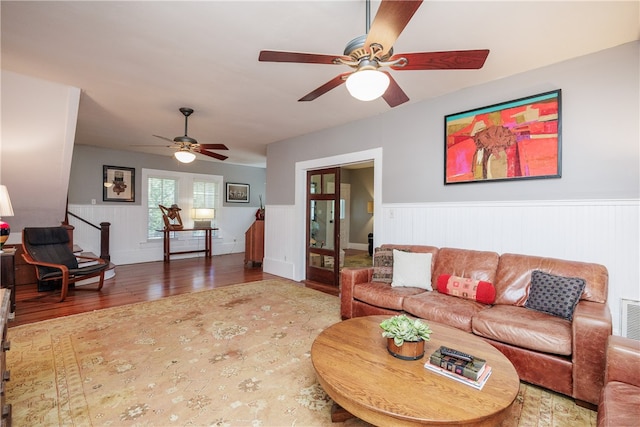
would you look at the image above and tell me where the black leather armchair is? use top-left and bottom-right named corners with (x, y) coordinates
top-left (21, 226), bottom-right (109, 302)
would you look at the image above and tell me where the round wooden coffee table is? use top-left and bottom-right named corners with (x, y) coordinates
top-left (311, 315), bottom-right (520, 426)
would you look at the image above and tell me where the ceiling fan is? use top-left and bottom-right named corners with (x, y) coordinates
top-left (259, 0), bottom-right (489, 108)
top-left (151, 107), bottom-right (229, 163)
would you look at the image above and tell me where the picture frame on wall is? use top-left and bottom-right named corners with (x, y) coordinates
top-left (226, 182), bottom-right (250, 203)
top-left (444, 89), bottom-right (562, 185)
top-left (103, 165), bottom-right (135, 202)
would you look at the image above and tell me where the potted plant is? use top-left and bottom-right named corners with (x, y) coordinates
top-left (380, 314), bottom-right (432, 360)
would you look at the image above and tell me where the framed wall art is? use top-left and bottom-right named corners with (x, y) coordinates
top-left (226, 182), bottom-right (250, 203)
top-left (444, 89), bottom-right (561, 185)
top-left (103, 165), bottom-right (135, 202)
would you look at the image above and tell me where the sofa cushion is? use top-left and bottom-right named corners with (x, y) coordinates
top-left (598, 382), bottom-right (640, 427)
top-left (353, 282), bottom-right (426, 311)
top-left (493, 253), bottom-right (608, 306)
top-left (437, 274), bottom-right (496, 304)
top-left (372, 247), bottom-right (394, 283)
top-left (403, 292), bottom-right (487, 332)
top-left (432, 248), bottom-right (500, 290)
top-left (391, 250), bottom-right (432, 290)
top-left (472, 305), bottom-right (572, 356)
top-left (524, 270), bottom-right (586, 320)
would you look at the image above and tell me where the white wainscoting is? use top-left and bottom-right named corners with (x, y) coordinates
top-left (263, 199), bottom-right (639, 336)
top-left (67, 204), bottom-right (255, 265)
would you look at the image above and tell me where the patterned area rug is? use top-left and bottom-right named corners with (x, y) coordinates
top-left (7, 279), bottom-right (596, 426)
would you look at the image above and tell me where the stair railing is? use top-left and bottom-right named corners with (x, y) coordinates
top-left (65, 211), bottom-right (111, 261)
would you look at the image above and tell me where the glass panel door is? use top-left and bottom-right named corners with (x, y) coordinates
top-left (306, 168), bottom-right (340, 285)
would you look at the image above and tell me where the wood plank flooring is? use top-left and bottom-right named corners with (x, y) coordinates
top-left (10, 253), bottom-right (339, 328)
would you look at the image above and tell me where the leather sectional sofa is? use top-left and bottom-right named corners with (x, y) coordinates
top-left (340, 244), bottom-right (612, 406)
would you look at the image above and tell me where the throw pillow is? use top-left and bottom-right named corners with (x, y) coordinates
top-left (371, 247), bottom-right (394, 283)
top-left (524, 270), bottom-right (586, 321)
top-left (391, 249), bottom-right (432, 290)
top-left (437, 275), bottom-right (496, 304)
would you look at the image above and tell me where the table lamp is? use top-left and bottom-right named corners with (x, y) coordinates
top-left (192, 208), bottom-right (215, 228)
top-left (0, 185), bottom-right (15, 252)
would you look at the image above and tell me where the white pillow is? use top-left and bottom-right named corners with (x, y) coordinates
top-left (391, 250), bottom-right (433, 290)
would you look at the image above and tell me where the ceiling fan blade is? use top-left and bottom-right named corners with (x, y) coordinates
top-left (198, 144), bottom-right (229, 151)
top-left (382, 72), bottom-right (409, 108)
top-left (364, 0), bottom-right (423, 58)
top-left (390, 49), bottom-right (490, 71)
top-left (259, 50), bottom-right (347, 65)
top-left (299, 73), bottom-right (351, 102)
top-left (152, 134), bottom-right (175, 143)
top-left (197, 149), bottom-right (228, 161)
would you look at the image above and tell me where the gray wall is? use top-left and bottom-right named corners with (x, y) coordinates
top-left (70, 145), bottom-right (266, 207)
top-left (266, 41), bottom-right (639, 205)
top-left (348, 167), bottom-right (374, 244)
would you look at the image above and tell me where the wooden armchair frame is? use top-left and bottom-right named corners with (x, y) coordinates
top-left (21, 227), bottom-right (109, 302)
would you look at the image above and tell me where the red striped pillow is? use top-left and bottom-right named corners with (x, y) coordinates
top-left (437, 275), bottom-right (496, 304)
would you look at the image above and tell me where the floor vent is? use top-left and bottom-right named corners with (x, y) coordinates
top-left (621, 299), bottom-right (640, 340)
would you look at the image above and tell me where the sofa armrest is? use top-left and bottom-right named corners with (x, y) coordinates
top-left (605, 335), bottom-right (640, 387)
top-left (572, 300), bottom-right (612, 404)
top-left (340, 267), bottom-right (373, 319)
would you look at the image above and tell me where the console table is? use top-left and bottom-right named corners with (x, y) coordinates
top-left (158, 228), bottom-right (217, 263)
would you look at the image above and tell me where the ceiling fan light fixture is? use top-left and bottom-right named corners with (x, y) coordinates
top-left (174, 149), bottom-right (196, 163)
top-left (345, 69), bottom-right (390, 101)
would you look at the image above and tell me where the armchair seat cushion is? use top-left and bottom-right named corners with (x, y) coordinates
top-left (403, 292), bottom-right (486, 332)
top-left (353, 282), bottom-right (425, 311)
top-left (598, 381), bottom-right (640, 427)
top-left (472, 305), bottom-right (572, 356)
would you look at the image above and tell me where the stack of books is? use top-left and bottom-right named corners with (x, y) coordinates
top-left (424, 346), bottom-right (492, 390)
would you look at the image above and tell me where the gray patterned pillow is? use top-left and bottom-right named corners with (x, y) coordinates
top-left (525, 270), bottom-right (586, 320)
top-left (371, 247), bottom-right (394, 283)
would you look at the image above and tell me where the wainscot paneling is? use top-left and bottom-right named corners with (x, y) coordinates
top-left (67, 204), bottom-right (255, 265)
top-left (378, 199), bottom-right (639, 337)
top-left (263, 205), bottom-right (297, 279)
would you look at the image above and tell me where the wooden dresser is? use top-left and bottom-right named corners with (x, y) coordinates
top-left (0, 289), bottom-right (11, 426)
top-left (244, 220), bottom-right (264, 266)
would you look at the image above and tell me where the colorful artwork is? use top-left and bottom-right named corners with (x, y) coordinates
top-left (444, 90), bottom-right (561, 184)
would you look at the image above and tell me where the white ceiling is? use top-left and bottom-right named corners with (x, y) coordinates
top-left (2, 1), bottom-right (638, 167)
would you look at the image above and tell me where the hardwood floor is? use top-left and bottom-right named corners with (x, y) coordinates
top-left (10, 252), bottom-right (347, 327)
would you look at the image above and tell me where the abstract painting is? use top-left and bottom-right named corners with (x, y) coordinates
top-left (444, 90), bottom-right (561, 184)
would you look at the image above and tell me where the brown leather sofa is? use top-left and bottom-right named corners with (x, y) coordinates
top-left (597, 335), bottom-right (640, 426)
top-left (341, 244), bottom-right (612, 406)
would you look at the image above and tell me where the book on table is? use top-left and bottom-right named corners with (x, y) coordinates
top-left (424, 361), bottom-right (493, 390)
top-left (429, 346), bottom-right (486, 381)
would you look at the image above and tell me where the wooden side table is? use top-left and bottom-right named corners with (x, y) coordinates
top-left (0, 249), bottom-right (16, 317)
top-left (158, 228), bottom-right (217, 263)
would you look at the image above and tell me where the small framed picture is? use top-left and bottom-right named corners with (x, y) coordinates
top-left (226, 182), bottom-right (250, 203)
top-left (103, 165), bottom-right (135, 202)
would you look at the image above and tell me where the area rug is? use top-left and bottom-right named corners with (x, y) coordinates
top-left (342, 252), bottom-right (372, 269)
top-left (6, 279), bottom-right (596, 426)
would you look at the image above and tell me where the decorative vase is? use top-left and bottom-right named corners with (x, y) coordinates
top-left (386, 338), bottom-right (425, 360)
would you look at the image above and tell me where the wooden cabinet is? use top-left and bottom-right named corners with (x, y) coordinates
top-left (244, 220), bottom-right (264, 266)
top-left (0, 289), bottom-right (11, 426)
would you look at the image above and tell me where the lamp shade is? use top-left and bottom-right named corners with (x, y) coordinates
top-left (192, 208), bottom-right (215, 220)
top-left (174, 149), bottom-right (196, 163)
top-left (0, 185), bottom-right (14, 217)
top-left (345, 69), bottom-right (390, 101)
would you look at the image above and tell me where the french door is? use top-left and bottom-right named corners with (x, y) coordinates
top-left (306, 167), bottom-right (340, 286)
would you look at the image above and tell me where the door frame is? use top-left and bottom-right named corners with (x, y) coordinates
top-left (293, 148), bottom-right (382, 282)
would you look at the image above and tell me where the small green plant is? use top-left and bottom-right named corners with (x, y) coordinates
top-left (380, 314), bottom-right (432, 346)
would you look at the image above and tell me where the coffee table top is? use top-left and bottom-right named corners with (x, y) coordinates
top-left (311, 315), bottom-right (520, 427)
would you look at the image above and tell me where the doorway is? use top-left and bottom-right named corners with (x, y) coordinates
top-left (294, 148), bottom-right (382, 283)
top-left (304, 162), bottom-right (374, 287)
